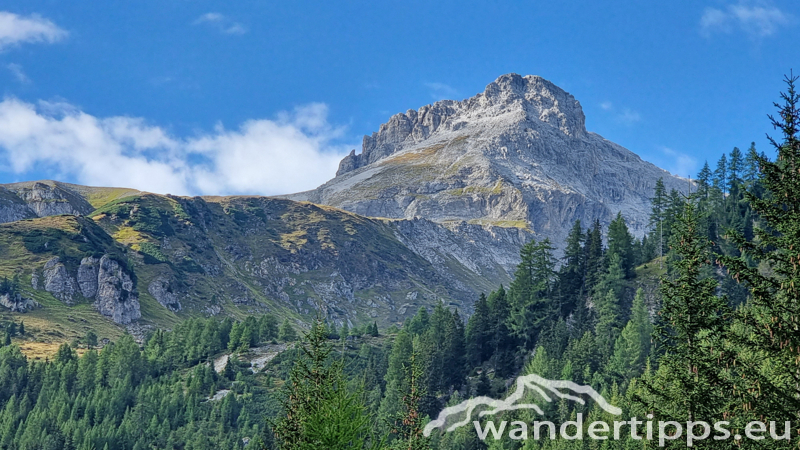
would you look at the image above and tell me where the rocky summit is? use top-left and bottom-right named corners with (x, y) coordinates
top-left (288, 73), bottom-right (689, 247)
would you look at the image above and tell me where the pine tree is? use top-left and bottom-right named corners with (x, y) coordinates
top-left (17, 321), bottom-right (24, 336)
top-left (465, 293), bottom-right (491, 367)
top-left (728, 146), bottom-right (743, 189)
top-left (558, 220), bottom-right (585, 316)
top-left (743, 142), bottom-right (759, 183)
top-left (636, 200), bottom-right (733, 446)
top-left (278, 319), bottom-right (298, 343)
top-left (86, 331), bottom-right (98, 349)
top-left (388, 348), bottom-right (430, 450)
top-left (508, 239), bottom-right (557, 349)
top-left (607, 212), bottom-right (635, 278)
top-left (650, 178), bottom-right (669, 260)
top-left (720, 74), bottom-right (800, 426)
top-left (608, 289), bottom-right (651, 382)
top-left (697, 161), bottom-right (712, 195)
top-left (583, 219), bottom-right (604, 291)
top-left (713, 153), bottom-right (728, 195)
top-left (271, 318), bottom-right (380, 449)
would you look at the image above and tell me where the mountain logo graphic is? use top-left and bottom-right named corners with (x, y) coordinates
top-left (423, 373), bottom-right (622, 436)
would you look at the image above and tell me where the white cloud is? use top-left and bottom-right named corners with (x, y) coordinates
top-left (7, 63), bottom-right (29, 83)
top-left (193, 12), bottom-right (247, 35)
top-left (0, 98), bottom-right (352, 196)
top-left (660, 147), bottom-right (697, 177)
top-left (599, 101), bottom-right (641, 125)
top-left (425, 82), bottom-right (459, 101)
top-left (0, 12), bottom-right (67, 50)
top-left (701, 1), bottom-right (791, 38)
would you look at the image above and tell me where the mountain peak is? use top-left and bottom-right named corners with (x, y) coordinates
top-left (290, 73), bottom-right (688, 250)
top-left (336, 74), bottom-right (585, 176)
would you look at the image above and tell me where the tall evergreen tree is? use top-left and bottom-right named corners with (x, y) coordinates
top-left (697, 160), bottom-right (712, 195)
top-left (558, 220), bottom-right (585, 316)
top-left (608, 289), bottom-right (651, 382)
top-left (607, 212), bottom-right (635, 278)
top-left (583, 219), bottom-right (605, 292)
top-left (636, 200), bottom-right (733, 448)
top-left (271, 318), bottom-right (380, 449)
top-left (713, 153), bottom-right (728, 194)
top-left (720, 74), bottom-right (800, 429)
top-left (650, 178), bottom-right (669, 259)
top-left (743, 142), bottom-right (759, 183)
top-left (508, 239), bottom-right (557, 349)
top-left (728, 146), bottom-right (743, 189)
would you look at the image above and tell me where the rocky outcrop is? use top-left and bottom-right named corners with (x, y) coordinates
top-left (147, 276), bottom-right (181, 311)
top-left (4, 181), bottom-right (94, 219)
top-left (0, 187), bottom-right (37, 223)
top-left (0, 292), bottom-right (38, 312)
top-left (289, 73), bottom-right (690, 251)
top-left (77, 257), bottom-right (100, 298)
top-left (95, 255), bottom-right (141, 324)
top-left (36, 254), bottom-right (142, 324)
top-left (43, 257), bottom-right (77, 304)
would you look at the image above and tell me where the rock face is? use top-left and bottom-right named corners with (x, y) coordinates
top-left (148, 276), bottom-right (181, 311)
top-left (95, 255), bottom-right (141, 324)
top-left (0, 292), bottom-right (38, 312)
top-left (288, 73), bottom-right (690, 249)
top-left (77, 257), bottom-right (100, 298)
top-left (36, 254), bottom-right (141, 324)
top-left (43, 257), bottom-right (78, 304)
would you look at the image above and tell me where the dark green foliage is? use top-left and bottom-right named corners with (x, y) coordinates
top-left (0, 317), bottom-right (280, 450)
top-left (508, 239), bottom-right (557, 349)
top-left (606, 212), bottom-right (635, 278)
top-left (272, 318), bottom-right (380, 449)
top-left (636, 200), bottom-right (734, 447)
top-left (279, 319), bottom-right (298, 343)
top-left (719, 74), bottom-right (800, 427)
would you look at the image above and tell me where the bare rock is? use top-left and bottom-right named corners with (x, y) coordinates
top-left (0, 292), bottom-right (38, 312)
top-left (43, 257), bottom-right (77, 304)
top-left (77, 257), bottom-right (100, 298)
top-left (147, 276), bottom-right (181, 311)
top-left (95, 255), bottom-right (141, 324)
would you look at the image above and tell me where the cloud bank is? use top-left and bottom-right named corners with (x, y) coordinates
top-left (701, 1), bottom-right (791, 38)
top-left (0, 12), bottom-right (67, 50)
top-left (0, 99), bottom-right (352, 196)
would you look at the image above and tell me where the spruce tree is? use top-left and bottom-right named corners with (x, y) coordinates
top-left (607, 212), bottom-right (635, 278)
top-left (720, 74), bottom-right (800, 428)
top-left (271, 318), bottom-right (380, 449)
top-left (728, 146), bottom-right (743, 189)
top-left (713, 153), bottom-right (729, 195)
top-left (697, 160), bottom-right (712, 195)
top-left (465, 294), bottom-right (491, 367)
top-left (278, 319), bottom-right (298, 343)
top-left (608, 288), bottom-right (651, 382)
top-left (636, 200), bottom-right (733, 447)
top-left (743, 142), bottom-right (759, 183)
top-left (558, 220), bottom-right (585, 316)
top-left (508, 239), bottom-right (557, 349)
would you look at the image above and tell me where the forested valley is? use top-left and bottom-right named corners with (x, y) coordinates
top-left (0, 77), bottom-right (798, 449)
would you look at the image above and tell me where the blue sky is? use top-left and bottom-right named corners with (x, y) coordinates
top-left (0, 0), bottom-right (796, 195)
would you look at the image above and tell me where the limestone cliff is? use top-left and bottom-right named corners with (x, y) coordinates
top-left (288, 73), bottom-right (690, 249)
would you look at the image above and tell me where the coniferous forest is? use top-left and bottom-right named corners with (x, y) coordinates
top-left (0, 77), bottom-right (799, 449)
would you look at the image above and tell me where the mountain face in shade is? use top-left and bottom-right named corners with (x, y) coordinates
top-left (287, 73), bottom-right (689, 247)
